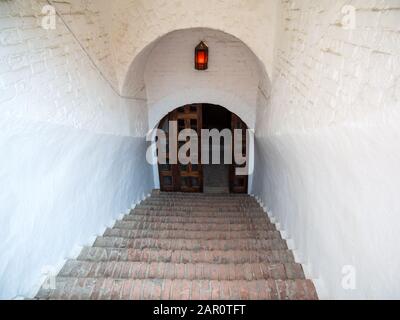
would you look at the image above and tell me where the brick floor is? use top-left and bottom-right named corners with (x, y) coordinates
top-left (35, 192), bottom-right (318, 300)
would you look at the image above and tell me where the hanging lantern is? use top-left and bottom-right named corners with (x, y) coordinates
top-left (195, 41), bottom-right (208, 70)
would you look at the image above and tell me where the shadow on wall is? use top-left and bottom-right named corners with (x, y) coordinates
top-left (0, 118), bottom-right (153, 299)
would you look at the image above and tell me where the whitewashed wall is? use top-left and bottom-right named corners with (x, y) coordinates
top-left (1, 0), bottom-right (400, 300)
top-left (144, 28), bottom-right (262, 129)
top-left (50, 0), bottom-right (118, 90)
top-left (42, 0), bottom-right (279, 98)
top-left (252, 0), bottom-right (400, 299)
top-left (116, 0), bottom-right (280, 97)
top-left (0, 0), bottom-right (152, 299)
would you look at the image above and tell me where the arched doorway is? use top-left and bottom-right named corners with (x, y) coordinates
top-left (157, 103), bottom-right (248, 193)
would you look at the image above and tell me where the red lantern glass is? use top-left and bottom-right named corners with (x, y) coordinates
top-left (195, 41), bottom-right (208, 70)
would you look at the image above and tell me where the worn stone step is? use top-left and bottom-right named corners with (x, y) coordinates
top-left (113, 220), bottom-right (276, 232)
top-left (78, 247), bottom-right (296, 264)
top-left (93, 237), bottom-right (288, 251)
top-left (147, 201), bottom-right (255, 204)
top-left (139, 206), bottom-right (259, 210)
top-left (141, 200), bottom-right (259, 206)
top-left (145, 195), bottom-right (256, 200)
top-left (151, 192), bottom-right (252, 199)
top-left (136, 204), bottom-right (261, 211)
top-left (150, 195), bottom-right (252, 200)
top-left (59, 260), bottom-right (305, 281)
top-left (136, 203), bottom-right (263, 210)
top-left (104, 228), bottom-right (282, 240)
top-left (132, 208), bottom-right (265, 217)
top-left (123, 214), bottom-right (269, 225)
top-left (36, 277), bottom-right (318, 300)
top-left (35, 191), bottom-right (318, 300)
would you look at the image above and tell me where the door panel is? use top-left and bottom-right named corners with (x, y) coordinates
top-left (230, 114), bottom-right (248, 193)
top-left (158, 114), bottom-right (178, 192)
top-left (176, 105), bottom-right (203, 192)
top-left (158, 105), bottom-right (203, 192)
top-left (159, 104), bottom-right (248, 193)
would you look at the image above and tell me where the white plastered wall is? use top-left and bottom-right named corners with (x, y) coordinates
top-left (1, 0), bottom-right (400, 301)
top-left (115, 0), bottom-right (280, 97)
top-left (144, 28), bottom-right (262, 130)
top-left (0, 0), bottom-right (153, 299)
top-left (46, 0), bottom-right (400, 299)
top-left (252, 0), bottom-right (400, 299)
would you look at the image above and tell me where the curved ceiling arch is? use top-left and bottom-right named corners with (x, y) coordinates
top-left (120, 27), bottom-right (271, 99)
top-left (148, 88), bottom-right (256, 131)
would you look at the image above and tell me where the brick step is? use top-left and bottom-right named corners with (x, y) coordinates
top-left (78, 247), bottom-right (296, 264)
top-left (151, 195), bottom-right (252, 200)
top-left (36, 277), bottom-right (318, 300)
top-left (93, 237), bottom-right (288, 251)
top-left (151, 193), bottom-right (252, 199)
top-left (143, 200), bottom-right (258, 205)
top-left (113, 221), bottom-right (276, 232)
top-left (136, 204), bottom-right (261, 211)
top-left (35, 191), bottom-right (319, 300)
top-left (123, 214), bottom-right (270, 225)
top-left (59, 260), bottom-right (305, 281)
top-left (148, 199), bottom-right (254, 204)
top-left (104, 228), bottom-right (282, 240)
top-left (142, 199), bottom-right (258, 206)
top-left (138, 202), bottom-right (261, 208)
top-left (132, 208), bottom-right (266, 217)
top-left (146, 194), bottom-right (255, 199)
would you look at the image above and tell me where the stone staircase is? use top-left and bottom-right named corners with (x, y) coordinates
top-left (36, 192), bottom-right (318, 300)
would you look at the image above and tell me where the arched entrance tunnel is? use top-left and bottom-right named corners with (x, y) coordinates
top-left (155, 104), bottom-right (249, 194)
top-left (1, 0), bottom-right (400, 300)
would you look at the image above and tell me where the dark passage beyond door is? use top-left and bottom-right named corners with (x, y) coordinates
top-left (202, 105), bottom-right (231, 193)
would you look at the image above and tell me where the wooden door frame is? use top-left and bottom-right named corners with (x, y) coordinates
top-left (158, 104), bottom-right (203, 193)
top-left (157, 103), bottom-right (249, 194)
top-left (229, 113), bottom-right (249, 194)
top-left (175, 105), bottom-right (203, 193)
top-left (157, 113), bottom-right (176, 192)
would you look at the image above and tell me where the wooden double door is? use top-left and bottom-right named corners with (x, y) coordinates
top-left (158, 104), bottom-right (248, 193)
